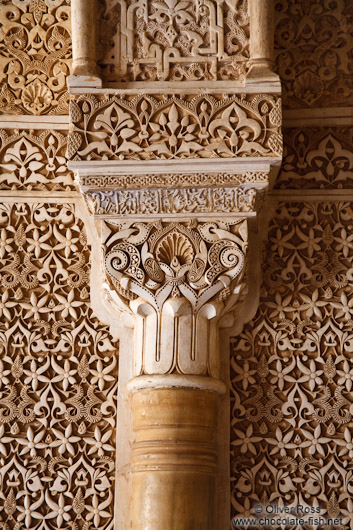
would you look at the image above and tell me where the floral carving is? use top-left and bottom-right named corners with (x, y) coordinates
top-left (104, 219), bottom-right (247, 310)
top-left (231, 201), bottom-right (353, 524)
top-left (276, 128), bottom-right (353, 190)
top-left (0, 129), bottom-right (74, 191)
top-left (98, 0), bottom-right (249, 83)
top-left (275, 0), bottom-right (353, 108)
top-left (0, 0), bottom-right (72, 115)
top-left (68, 94), bottom-right (282, 161)
top-left (0, 202), bottom-right (118, 530)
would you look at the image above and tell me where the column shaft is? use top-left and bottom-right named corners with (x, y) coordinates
top-left (131, 387), bottom-right (221, 530)
top-left (247, 0), bottom-right (277, 80)
top-left (69, 0), bottom-right (102, 86)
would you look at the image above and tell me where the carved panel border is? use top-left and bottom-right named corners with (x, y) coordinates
top-left (68, 93), bottom-right (282, 161)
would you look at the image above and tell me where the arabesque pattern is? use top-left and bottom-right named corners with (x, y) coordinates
top-left (0, 129), bottom-right (74, 191)
top-left (231, 201), bottom-right (353, 526)
top-left (276, 128), bottom-right (353, 190)
top-left (68, 94), bottom-right (282, 161)
top-left (0, 202), bottom-right (118, 530)
top-left (98, 0), bottom-right (249, 83)
top-left (0, 0), bottom-right (72, 115)
top-left (275, 0), bottom-right (353, 108)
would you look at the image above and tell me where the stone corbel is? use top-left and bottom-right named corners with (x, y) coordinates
top-left (67, 0), bottom-right (102, 88)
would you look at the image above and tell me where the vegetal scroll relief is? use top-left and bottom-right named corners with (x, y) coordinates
top-left (275, 0), bottom-right (353, 108)
top-left (0, 129), bottom-right (74, 191)
top-left (68, 93), bottom-right (282, 161)
top-left (231, 201), bottom-right (353, 525)
top-left (0, 0), bottom-right (72, 115)
top-left (104, 218), bottom-right (248, 312)
top-left (276, 128), bottom-right (353, 190)
top-left (0, 201), bottom-right (118, 530)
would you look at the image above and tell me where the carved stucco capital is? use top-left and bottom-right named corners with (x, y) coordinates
top-left (102, 218), bottom-right (248, 377)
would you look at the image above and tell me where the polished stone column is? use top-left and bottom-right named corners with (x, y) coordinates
top-left (247, 0), bottom-right (277, 82)
top-left (68, 0), bottom-right (102, 87)
top-left (129, 382), bottom-right (224, 530)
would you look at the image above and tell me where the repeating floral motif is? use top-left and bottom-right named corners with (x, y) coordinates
top-left (0, 202), bottom-right (118, 530)
top-left (230, 202), bottom-right (353, 527)
top-left (68, 94), bottom-right (282, 161)
top-left (0, 0), bottom-right (72, 115)
top-left (104, 218), bottom-right (247, 311)
top-left (275, 0), bottom-right (353, 108)
top-left (98, 0), bottom-right (249, 83)
top-left (276, 128), bottom-right (353, 190)
top-left (0, 129), bottom-right (74, 191)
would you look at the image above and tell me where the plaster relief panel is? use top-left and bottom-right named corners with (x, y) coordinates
top-left (68, 93), bottom-right (282, 161)
top-left (231, 201), bottom-right (353, 525)
top-left (0, 202), bottom-right (118, 530)
top-left (0, 0), bottom-right (72, 115)
top-left (98, 0), bottom-right (249, 83)
top-left (0, 129), bottom-right (74, 191)
top-left (276, 128), bottom-right (353, 190)
top-left (275, 0), bottom-right (353, 108)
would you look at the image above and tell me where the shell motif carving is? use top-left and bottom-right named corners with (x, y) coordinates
top-left (104, 220), bottom-right (248, 310)
top-left (0, 0), bottom-right (72, 115)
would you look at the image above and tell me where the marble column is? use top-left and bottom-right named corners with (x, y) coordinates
top-left (247, 0), bottom-right (277, 81)
top-left (68, 0), bottom-right (102, 87)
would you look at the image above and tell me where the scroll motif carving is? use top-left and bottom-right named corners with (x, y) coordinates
top-left (230, 202), bottom-right (353, 524)
top-left (104, 218), bottom-right (248, 310)
top-left (98, 0), bottom-right (249, 83)
top-left (68, 94), bottom-right (282, 161)
top-left (0, 129), bottom-right (74, 191)
top-left (276, 128), bottom-right (353, 190)
top-left (275, 0), bottom-right (353, 108)
top-left (0, 0), bottom-right (72, 115)
top-left (0, 202), bottom-right (118, 530)
top-left (86, 186), bottom-right (261, 216)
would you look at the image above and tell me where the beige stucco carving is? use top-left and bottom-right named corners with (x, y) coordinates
top-left (98, 0), bottom-right (250, 83)
top-left (0, 0), bottom-right (72, 115)
top-left (67, 93), bottom-right (282, 161)
top-left (231, 200), bottom-right (353, 525)
top-left (0, 199), bottom-right (118, 530)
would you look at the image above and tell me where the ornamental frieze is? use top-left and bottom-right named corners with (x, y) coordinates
top-left (85, 186), bottom-right (261, 216)
top-left (67, 93), bottom-right (282, 161)
top-left (79, 171), bottom-right (269, 189)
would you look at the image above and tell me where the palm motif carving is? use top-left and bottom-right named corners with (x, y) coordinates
top-left (0, 0), bottom-right (72, 115)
